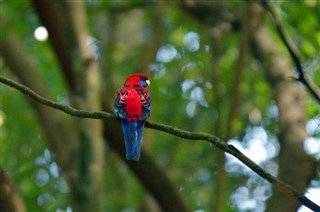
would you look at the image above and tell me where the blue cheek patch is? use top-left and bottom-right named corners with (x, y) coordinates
top-left (139, 80), bottom-right (147, 87)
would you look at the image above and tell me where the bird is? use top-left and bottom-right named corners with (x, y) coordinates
top-left (114, 73), bottom-right (151, 161)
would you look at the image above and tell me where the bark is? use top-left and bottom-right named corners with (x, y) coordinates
top-left (2, 73), bottom-right (318, 211)
top-left (32, 0), bottom-right (76, 92)
top-left (138, 1), bottom-right (164, 72)
top-left (103, 120), bottom-right (192, 212)
top-left (181, 1), bottom-right (317, 210)
top-left (214, 3), bottom-right (254, 211)
top-left (0, 32), bottom-right (82, 211)
top-left (210, 32), bottom-right (226, 212)
top-left (31, 1), bottom-right (191, 211)
top-left (0, 168), bottom-right (26, 212)
top-left (251, 3), bottom-right (317, 211)
top-left (48, 1), bottom-right (191, 210)
top-left (64, 1), bottom-right (106, 211)
top-left (3, 1), bottom-right (316, 211)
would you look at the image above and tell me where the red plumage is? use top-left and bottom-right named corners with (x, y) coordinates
top-left (114, 73), bottom-right (151, 161)
top-left (125, 89), bottom-right (143, 121)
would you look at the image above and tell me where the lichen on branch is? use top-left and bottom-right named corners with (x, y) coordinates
top-left (0, 75), bottom-right (319, 211)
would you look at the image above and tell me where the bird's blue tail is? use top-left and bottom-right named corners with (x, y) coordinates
top-left (121, 120), bottom-right (144, 161)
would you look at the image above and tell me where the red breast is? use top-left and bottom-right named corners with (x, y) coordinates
top-left (124, 87), bottom-right (143, 122)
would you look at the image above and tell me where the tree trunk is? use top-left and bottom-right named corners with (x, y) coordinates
top-left (251, 3), bottom-right (317, 211)
top-left (103, 120), bottom-right (192, 212)
top-left (0, 168), bottom-right (26, 212)
top-left (0, 32), bottom-right (82, 211)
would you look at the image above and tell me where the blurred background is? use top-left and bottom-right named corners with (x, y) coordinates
top-left (0, 0), bottom-right (319, 212)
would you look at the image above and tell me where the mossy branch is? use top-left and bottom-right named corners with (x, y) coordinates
top-left (259, 0), bottom-right (320, 103)
top-left (0, 75), bottom-right (319, 211)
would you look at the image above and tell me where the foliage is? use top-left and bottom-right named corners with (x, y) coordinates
top-left (1, 0), bottom-right (319, 211)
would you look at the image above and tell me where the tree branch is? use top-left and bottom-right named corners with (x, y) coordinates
top-left (1, 75), bottom-right (319, 211)
top-left (259, 0), bottom-right (320, 103)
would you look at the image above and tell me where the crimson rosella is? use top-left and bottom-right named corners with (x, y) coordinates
top-left (114, 74), bottom-right (151, 161)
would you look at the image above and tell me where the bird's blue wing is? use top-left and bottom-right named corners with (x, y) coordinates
top-left (114, 88), bottom-right (128, 119)
top-left (136, 87), bottom-right (151, 120)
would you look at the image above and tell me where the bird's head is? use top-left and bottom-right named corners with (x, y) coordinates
top-left (124, 73), bottom-right (150, 88)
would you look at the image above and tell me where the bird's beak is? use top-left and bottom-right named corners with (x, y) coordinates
top-left (146, 80), bottom-right (150, 87)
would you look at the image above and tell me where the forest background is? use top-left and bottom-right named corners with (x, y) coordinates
top-left (0, 0), bottom-right (320, 212)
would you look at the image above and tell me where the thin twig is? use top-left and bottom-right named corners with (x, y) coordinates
top-left (0, 75), bottom-right (319, 211)
top-left (259, 0), bottom-right (320, 103)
